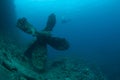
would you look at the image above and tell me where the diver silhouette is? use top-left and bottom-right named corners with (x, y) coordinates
top-left (16, 13), bottom-right (69, 72)
top-left (61, 16), bottom-right (71, 24)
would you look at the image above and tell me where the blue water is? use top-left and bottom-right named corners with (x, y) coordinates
top-left (14, 0), bottom-right (120, 80)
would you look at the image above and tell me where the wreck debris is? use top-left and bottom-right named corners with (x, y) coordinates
top-left (17, 13), bottom-right (69, 71)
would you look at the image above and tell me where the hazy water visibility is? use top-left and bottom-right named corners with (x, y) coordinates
top-left (14, 0), bottom-right (120, 80)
